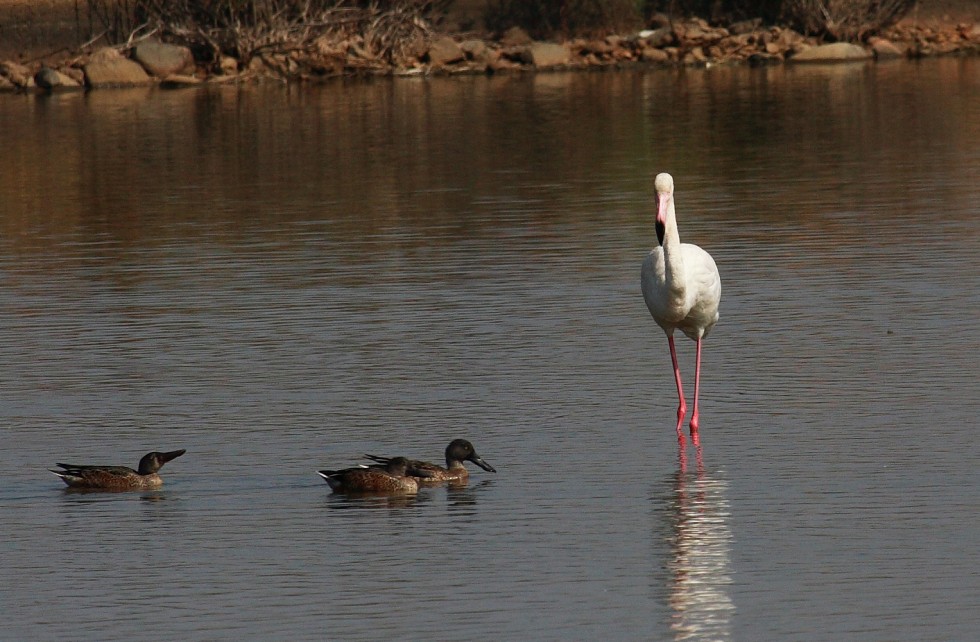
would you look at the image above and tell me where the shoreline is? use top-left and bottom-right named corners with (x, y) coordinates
top-left (1, 4), bottom-right (978, 92)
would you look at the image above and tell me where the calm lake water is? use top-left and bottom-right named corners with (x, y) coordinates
top-left (1, 57), bottom-right (978, 640)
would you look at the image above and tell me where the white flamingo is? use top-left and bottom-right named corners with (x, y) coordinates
top-left (641, 173), bottom-right (721, 448)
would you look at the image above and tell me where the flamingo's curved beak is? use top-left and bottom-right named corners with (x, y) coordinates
top-left (655, 192), bottom-right (670, 246)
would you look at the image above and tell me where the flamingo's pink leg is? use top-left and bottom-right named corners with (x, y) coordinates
top-left (668, 335), bottom-right (687, 446)
top-left (690, 337), bottom-right (703, 448)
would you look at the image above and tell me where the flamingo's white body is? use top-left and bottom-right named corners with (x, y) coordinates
top-left (641, 173), bottom-right (721, 447)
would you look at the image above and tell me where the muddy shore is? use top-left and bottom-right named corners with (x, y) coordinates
top-left (1, 1), bottom-right (978, 92)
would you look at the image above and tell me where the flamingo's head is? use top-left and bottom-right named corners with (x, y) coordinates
top-left (654, 172), bottom-right (674, 246)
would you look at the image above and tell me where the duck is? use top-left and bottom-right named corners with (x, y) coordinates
top-left (317, 456), bottom-right (418, 494)
top-left (51, 449), bottom-right (186, 490)
top-left (364, 439), bottom-right (496, 484)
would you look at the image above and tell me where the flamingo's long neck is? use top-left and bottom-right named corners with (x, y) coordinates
top-left (661, 195), bottom-right (687, 299)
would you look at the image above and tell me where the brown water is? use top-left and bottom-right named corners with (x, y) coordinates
top-left (2, 58), bottom-right (979, 640)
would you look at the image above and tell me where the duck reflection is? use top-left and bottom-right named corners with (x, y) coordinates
top-left (325, 491), bottom-right (424, 510)
top-left (662, 462), bottom-right (735, 640)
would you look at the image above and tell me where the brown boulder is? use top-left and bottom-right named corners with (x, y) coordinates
top-left (519, 42), bottom-right (570, 68)
top-left (133, 41), bottom-right (194, 77)
top-left (160, 74), bottom-right (202, 88)
top-left (640, 27), bottom-right (673, 48)
top-left (34, 67), bottom-right (81, 89)
top-left (84, 56), bottom-right (152, 87)
top-left (427, 35), bottom-right (465, 66)
top-left (641, 47), bottom-right (669, 63)
top-left (460, 39), bottom-right (489, 62)
top-left (1, 60), bottom-right (34, 88)
top-left (869, 37), bottom-right (905, 58)
top-left (790, 42), bottom-right (871, 62)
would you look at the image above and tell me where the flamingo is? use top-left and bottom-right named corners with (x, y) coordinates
top-left (641, 173), bottom-right (721, 448)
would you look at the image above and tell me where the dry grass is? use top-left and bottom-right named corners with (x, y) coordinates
top-left (80, 0), bottom-right (446, 64)
top-left (783, 0), bottom-right (916, 39)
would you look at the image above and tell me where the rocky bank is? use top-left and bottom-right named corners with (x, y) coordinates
top-left (1, 13), bottom-right (979, 92)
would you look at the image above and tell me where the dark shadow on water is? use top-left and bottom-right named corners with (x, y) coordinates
top-left (323, 478), bottom-right (494, 512)
top-left (324, 490), bottom-right (425, 510)
top-left (653, 458), bottom-right (735, 640)
top-left (59, 486), bottom-right (176, 502)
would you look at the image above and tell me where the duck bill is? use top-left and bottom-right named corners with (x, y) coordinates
top-left (160, 449), bottom-right (186, 463)
top-left (470, 456), bottom-right (496, 473)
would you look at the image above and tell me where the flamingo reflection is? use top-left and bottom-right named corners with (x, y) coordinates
top-left (664, 465), bottom-right (735, 640)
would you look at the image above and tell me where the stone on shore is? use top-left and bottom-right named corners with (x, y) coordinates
top-left (219, 56), bottom-right (239, 75)
top-left (427, 35), bottom-right (465, 66)
top-left (520, 42), bottom-right (570, 68)
top-left (790, 42), bottom-right (872, 62)
top-left (460, 39), bottom-right (489, 62)
top-left (869, 37), bottom-right (906, 58)
top-left (133, 41), bottom-right (194, 77)
top-left (160, 74), bottom-right (202, 88)
top-left (641, 27), bottom-right (673, 48)
top-left (1, 60), bottom-right (34, 88)
top-left (640, 47), bottom-right (670, 63)
top-left (34, 67), bottom-right (81, 89)
top-left (84, 48), bottom-right (152, 87)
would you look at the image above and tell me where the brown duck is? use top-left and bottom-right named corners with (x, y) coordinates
top-left (364, 439), bottom-right (496, 484)
top-left (51, 450), bottom-right (186, 490)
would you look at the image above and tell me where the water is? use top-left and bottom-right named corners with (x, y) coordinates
top-left (1, 58), bottom-right (978, 640)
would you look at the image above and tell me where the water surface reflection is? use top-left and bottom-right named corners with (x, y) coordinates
top-left (661, 467), bottom-right (735, 641)
top-left (1, 57), bottom-right (978, 640)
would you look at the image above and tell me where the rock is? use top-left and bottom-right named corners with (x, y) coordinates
top-left (160, 74), bottom-right (202, 88)
top-left (34, 67), bottom-right (80, 89)
top-left (869, 37), bottom-right (905, 59)
top-left (776, 28), bottom-right (805, 47)
top-left (133, 41), bottom-right (194, 77)
top-left (682, 47), bottom-right (707, 64)
top-left (427, 35), bottom-right (465, 66)
top-left (459, 39), bottom-right (488, 61)
top-left (84, 56), bottom-right (152, 87)
top-left (583, 39), bottom-right (614, 55)
top-left (1, 60), bottom-right (33, 88)
top-left (499, 26), bottom-right (532, 47)
top-left (675, 21), bottom-right (706, 44)
top-left (641, 26), bottom-right (673, 48)
top-left (790, 42), bottom-right (871, 62)
top-left (640, 47), bottom-right (669, 63)
top-left (487, 52), bottom-right (519, 72)
top-left (519, 42), bottom-right (570, 68)
top-left (219, 56), bottom-right (239, 75)
top-left (62, 67), bottom-right (85, 84)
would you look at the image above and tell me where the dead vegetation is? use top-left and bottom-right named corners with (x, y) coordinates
top-left (77, 0), bottom-right (924, 69)
top-left (645, 0), bottom-right (915, 40)
top-left (781, 0), bottom-right (915, 40)
top-left (84, 0), bottom-right (448, 65)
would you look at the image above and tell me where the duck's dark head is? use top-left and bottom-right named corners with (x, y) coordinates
top-left (446, 439), bottom-right (496, 473)
top-left (138, 449), bottom-right (186, 475)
